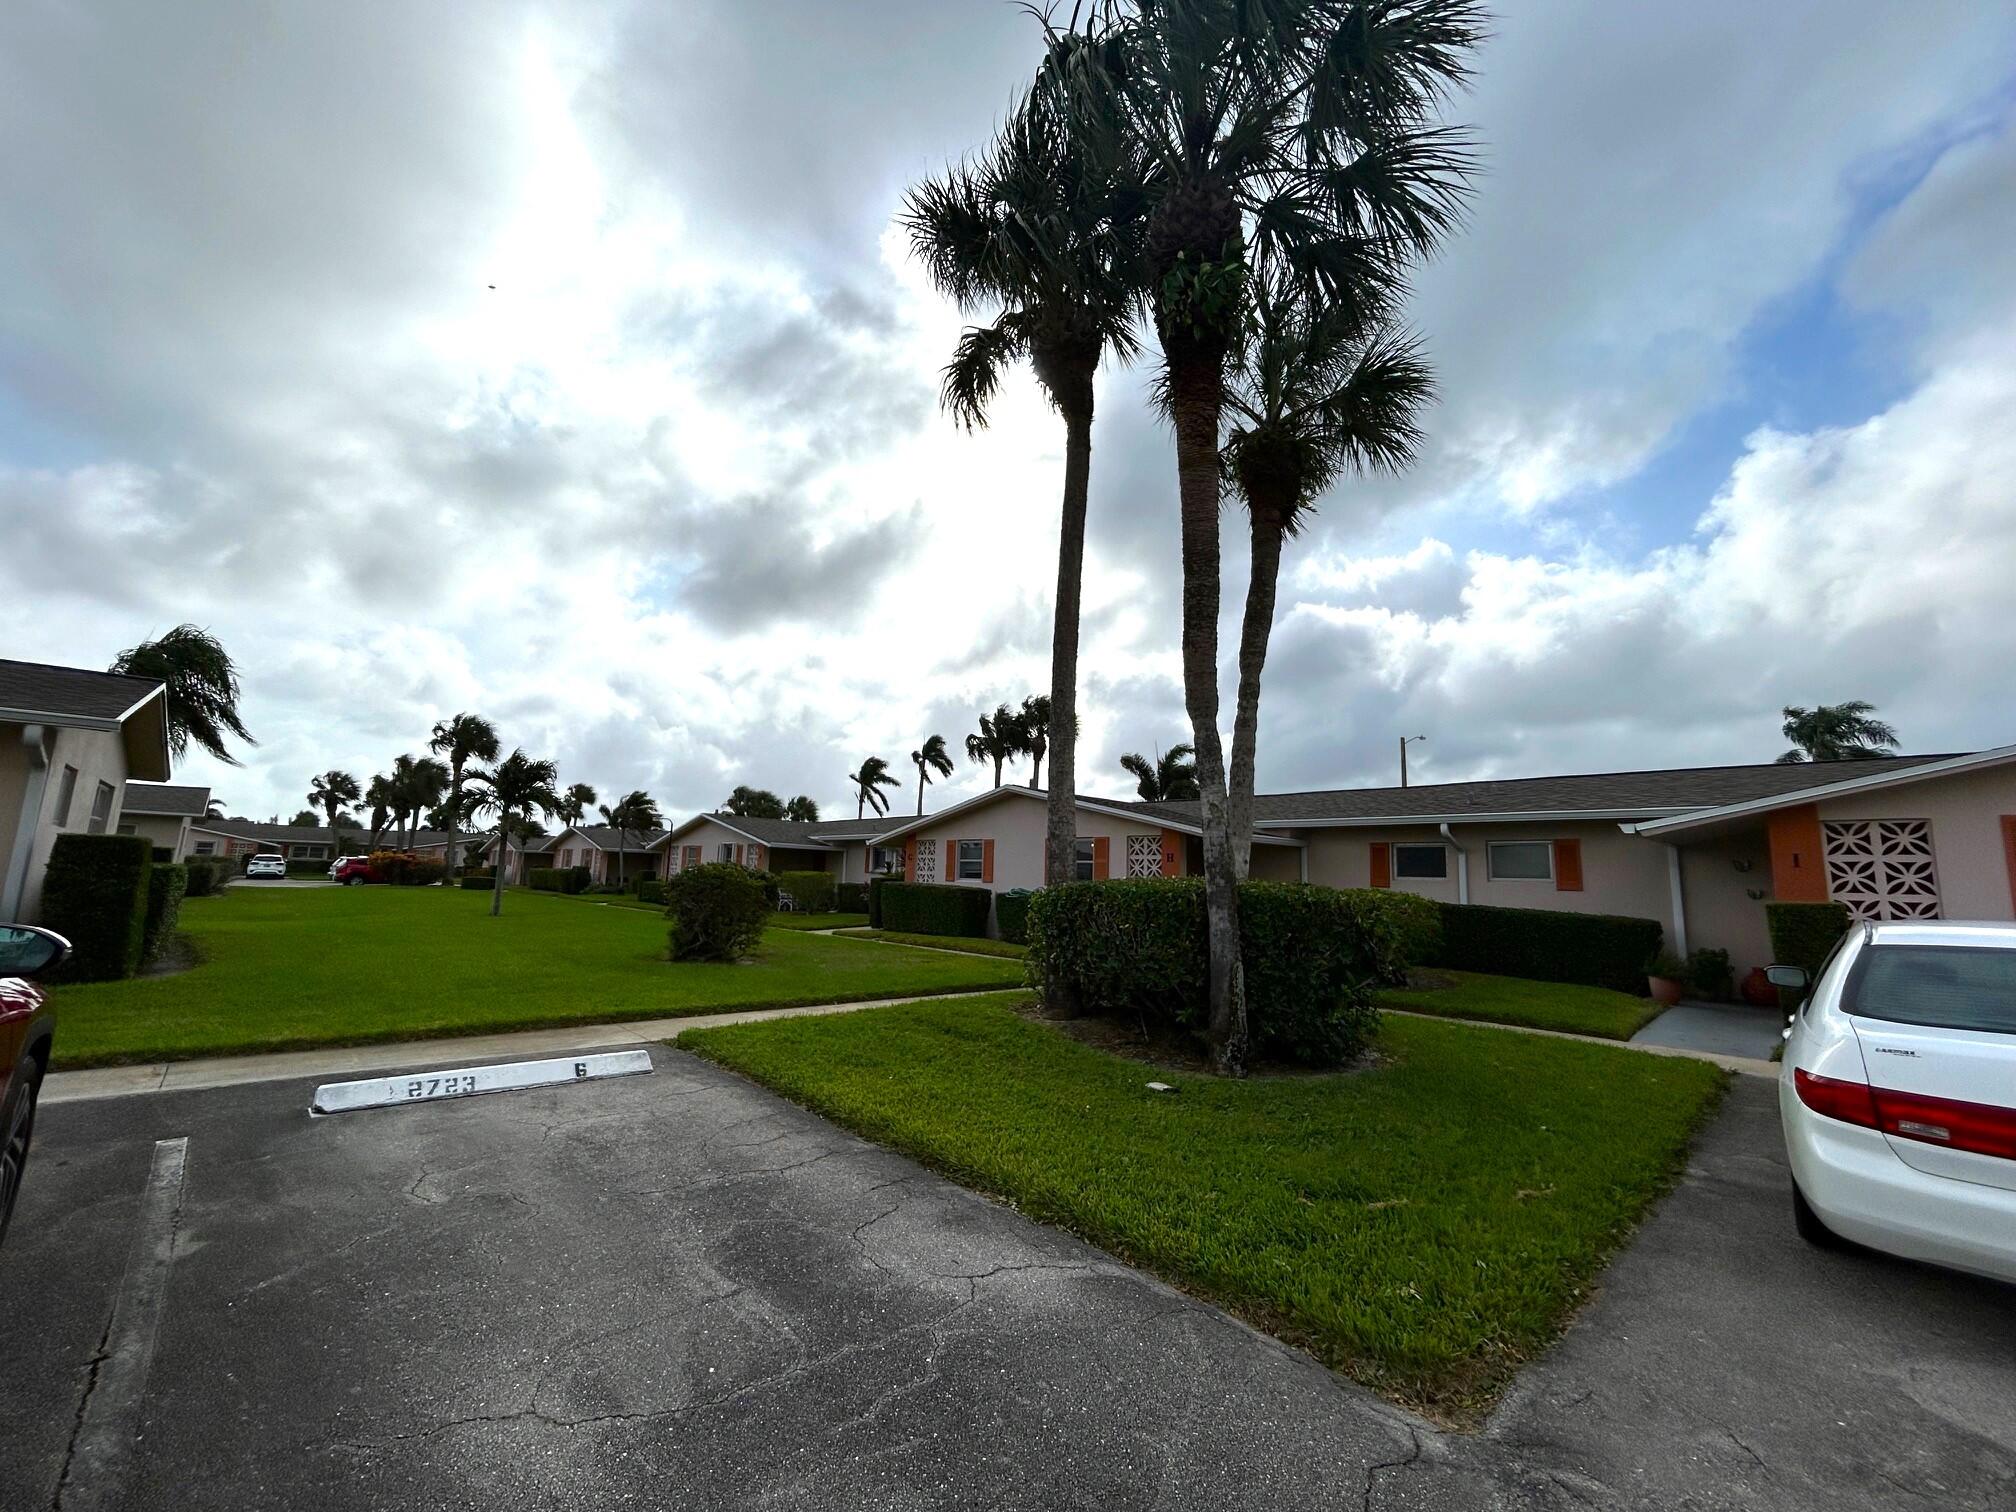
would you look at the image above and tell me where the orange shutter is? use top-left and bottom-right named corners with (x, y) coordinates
top-left (1369, 842), bottom-right (1391, 889)
top-left (905, 835), bottom-right (917, 883)
top-left (981, 839), bottom-right (995, 883)
top-left (1159, 829), bottom-right (1181, 877)
top-left (1092, 836), bottom-right (1110, 880)
top-left (1553, 838), bottom-right (1583, 891)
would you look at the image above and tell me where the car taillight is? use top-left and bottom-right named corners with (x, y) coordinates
top-left (1870, 1086), bottom-right (2016, 1163)
top-left (1793, 1067), bottom-right (1879, 1128)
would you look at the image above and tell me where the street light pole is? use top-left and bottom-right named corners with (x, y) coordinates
top-left (1400, 734), bottom-right (1427, 788)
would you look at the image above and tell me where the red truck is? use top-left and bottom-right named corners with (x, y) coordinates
top-left (1, 924), bottom-right (68, 1246)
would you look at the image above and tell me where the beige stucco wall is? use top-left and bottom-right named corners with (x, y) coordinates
top-left (0, 723), bottom-right (133, 922)
top-left (1675, 827), bottom-right (1775, 978)
top-left (1815, 764), bottom-right (2016, 921)
top-left (120, 811), bottom-right (190, 858)
top-left (662, 819), bottom-right (775, 873)
top-left (902, 796), bottom-right (1187, 895)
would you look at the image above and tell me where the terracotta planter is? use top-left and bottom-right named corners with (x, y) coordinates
top-left (1647, 975), bottom-right (1685, 1007)
top-left (1740, 966), bottom-right (1780, 1008)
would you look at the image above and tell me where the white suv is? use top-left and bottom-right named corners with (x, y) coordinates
top-left (244, 853), bottom-right (287, 880)
top-left (1776, 920), bottom-right (2016, 1284)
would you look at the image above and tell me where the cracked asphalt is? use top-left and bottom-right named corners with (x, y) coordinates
top-left (1, 1047), bottom-right (2010, 1509)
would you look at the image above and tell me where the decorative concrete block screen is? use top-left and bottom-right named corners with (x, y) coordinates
top-left (1822, 818), bottom-right (1940, 921)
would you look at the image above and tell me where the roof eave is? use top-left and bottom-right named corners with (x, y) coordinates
top-left (1628, 744), bottom-right (2016, 839)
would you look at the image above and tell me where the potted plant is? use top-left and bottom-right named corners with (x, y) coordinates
top-left (1645, 950), bottom-right (1689, 1006)
top-left (1685, 947), bottom-right (1733, 1003)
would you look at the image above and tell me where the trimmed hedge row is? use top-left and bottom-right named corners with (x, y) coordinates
top-left (1427, 900), bottom-right (1663, 995)
top-left (1766, 901), bottom-right (1851, 1007)
top-left (40, 834), bottom-right (153, 981)
top-left (995, 889), bottom-right (1033, 946)
top-left (459, 874), bottom-right (494, 890)
top-left (835, 882), bottom-right (869, 914)
top-left (529, 866), bottom-right (592, 894)
top-left (637, 879), bottom-right (665, 904)
top-left (879, 882), bottom-right (993, 939)
top-left (867, 875), bottom-right (902, 928)
top-left (142, 862), bottom-right (187, 965)
top-left (1026, 879), bottom-right (1399, 1066)
top-left (775, 869), bottom-right (836, 914)
top-left (183, 858), bottom-right (230, 897)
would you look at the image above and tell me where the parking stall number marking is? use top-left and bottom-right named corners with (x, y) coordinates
top-left (313, 1050), bottom-right (653, 1114)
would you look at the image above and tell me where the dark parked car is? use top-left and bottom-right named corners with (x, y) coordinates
top-left (1, 924), bottom-right (68, 1247)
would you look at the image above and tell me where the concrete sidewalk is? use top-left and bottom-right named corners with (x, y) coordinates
top-left (40, 990), bottom-right (1006, 1105)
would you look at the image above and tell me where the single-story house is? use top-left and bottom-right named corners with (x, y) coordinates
top-left (1, 657), bottom-right (171, 921)
top-left (653, 813), bottom-right (906, 880)
top-left (464, 830), bottom-right (556, 884)
top-left (180, 821), bottom-right (480, 865)
top-left (118, 781), bottom-right (213, 860)
top-left (544, 825), bottom-right (669, 884)
top-left (655, 747), bottom-right (2016, 966)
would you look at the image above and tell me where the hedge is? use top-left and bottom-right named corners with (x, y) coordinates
top-left (1428, 900), bottom-right (1663, 995)
top-left (1345, 889), bottom-right (1441, 975)
top-left (880, 882), bottom-right (993, 939)
top-left (867, 874), bottom-right (903, 928)
top-left (637, 879), bottom-right (665, 904)
top-left (459, 874), bottom-right (493, 890)
top-left (529, 866), bottom-right (591, 895)
top-left (40, 834), bottom-right (153, 981)
top-left (141, 862), bottom-right (188, 966)
top-left (1026, 879), bottom-right (1399, 1066)
top-left (995, 889), bottom-right (1033, 946)
top-left (775, 869), bottom-right (836, 914)
top-left (835, 882), bottom-right (869, 914)
top-left (665, 862), bottom-right (769, 961)
top-left (183, 858), bottom-right (229, 897)
top-left (1766, 901), bottom-right (1852, 1007)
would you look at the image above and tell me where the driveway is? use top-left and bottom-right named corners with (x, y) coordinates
top-left (1, 1050), bottom-right (2010, 1510)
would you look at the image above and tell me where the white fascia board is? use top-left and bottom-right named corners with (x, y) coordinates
top-left (1628, 745), bottom-right (2016, 839)
top-left (1254, 807), bottom-right (1697, 830)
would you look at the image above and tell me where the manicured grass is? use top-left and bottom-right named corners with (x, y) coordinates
top-left (840, 929), bottom-right (1029, 959)
top-left (1376, 969), bottom-right (1665, 1041)
top-left (686, 997), bottom-right (1724, 1417)
top-left (49, 887), bottom-right (1023, 1068)
top-left (766, 912), bottom-right (870, 931)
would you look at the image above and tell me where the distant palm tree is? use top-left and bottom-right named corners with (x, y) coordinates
top-left (555, 782), bottom-right (598, 827)
top-left (463, 750), bottom-right (561, 917)
top-left (363, 774), bottom-right (394, 850)
top-left (911, 734), bottom-right (954, 816)
top-left (964, 704), bottom-right (1023, 789)
top-left (724, 786), bottom-right (786, 819)
top-left (784, 795), bottom-right (819, 822)
top-left (429, 714), bottom-right (501, 874)
top-left (849, 757), bottom-right (901, 819)
top-left (307, 769), bottom-right (361, 830)
top-left (387, 753), bottom-right (450, 849)
top-left (597, 790), bottom-right (663, 889)
top-left (204, 797), bottom-right (227, 821)
top-left (108, 624), bottom-right (255, 765)
top-left (1777, 703), bottom-right (1901, 764)
top-left (1018, 695), bottom-right (1052, 787)
top-left (1120, 744), bottom-right (1200, 803)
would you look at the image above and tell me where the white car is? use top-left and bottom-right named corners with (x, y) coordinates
top-left (244, 853), bottom-right (287, 880)
top-left (1776, 920), bottom-right (2016, 1285)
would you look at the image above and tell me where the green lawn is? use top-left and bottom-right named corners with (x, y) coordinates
top-left (686, 996), bottom-right (1723, 1418)
top-left (51, 887), bottom-right (1023, 1068)
top-left (1376, 969), bottom-right (1665, 1041)
top-left (766, 912), bottom-right (870, 931)
top-left (840, 929), bottom-right (1029, 959)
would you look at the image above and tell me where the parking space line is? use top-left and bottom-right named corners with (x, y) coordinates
top-left (55, 1137), bottom-right (189, 1512)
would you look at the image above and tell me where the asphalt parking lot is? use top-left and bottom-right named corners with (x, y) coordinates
top-left (2, 1049), bottom-right (2011, 1510)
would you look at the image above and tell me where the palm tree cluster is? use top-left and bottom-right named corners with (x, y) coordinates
top-left (1777, 702), bottom-right (1901, 764)
top-left (961, 695), bottom-right (1057, 788)
top-left (598, 790), bottom-right (666, 889)
top-left (1119, 743), bottom-right (1199, 802)
top-left (908, 1), bottom-right (1482, 1074)
top-left (721, 786), bottom-right (819, 821)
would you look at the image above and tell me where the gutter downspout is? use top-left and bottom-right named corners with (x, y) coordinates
top-left (3, 725), bottom-right (53, 919)
top-left (1439, 822), bottom-right (1469, 905)
top-left (1664, 843), bottom-right (1689, 957)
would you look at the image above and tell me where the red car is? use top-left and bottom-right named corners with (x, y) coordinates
top-left (333, 856), bottom-right (381, 886)
top-left (1, 924), bottom-right (68, 1246)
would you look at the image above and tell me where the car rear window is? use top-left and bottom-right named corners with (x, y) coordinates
top-left (1844, 945), bottom-right (2016, 1035)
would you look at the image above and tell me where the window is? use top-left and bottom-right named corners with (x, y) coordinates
top-left (1844, 945), bottom-right (2016, 1035)
top-left (871, 845), bottom-right (905, 875)
top-left (87, 781), bottom-right (115, 834)
top-left (954, 840), bottom-right (984, 881)
top-left (1488, 841), bottom-right (1552, 881)
top-left (1393, 843), bottom-right (1447, 880)
top-left (717, 843), bottom-right (735, 863)
top-left (117, 822), bottom-right (137, 836)
top-left (53, 765), bottom-right (78, 826)
top-left (194, 840), bottom-right (216, 856)
top-left (1073, 838), bottom-right (1096, 882)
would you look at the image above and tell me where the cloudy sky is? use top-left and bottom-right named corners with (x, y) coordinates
top-left (4, 1), bottom-right (2014, 826)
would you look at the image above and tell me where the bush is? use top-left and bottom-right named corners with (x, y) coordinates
top-left (369, 850), bottom-right (416, 886)
top-left (588, 883), bottom-right (623, 894)
top-left (1430, 902), bottom-right (1663, 995)
top-left (664, 862), bottom-right (770, 962)
top-left (568, 865), bottom-right (592, 894)
top-left (637, 879), bottom-right (665, 905)
top-left (1766, 901), bottom-right (1851, 1008)
top-left (151, 846), bottom-right (174, 863)
top-left (1686, 946), bottom-right (1734, 1001)
top-left (775, 869), bottom-right (836, 914)
top-left (183, 858), bottom-right (227, 897)
top-left (995, 888), bottom-right (1034, 945)
top-left (835, 882), bottom-right (869, 914)
top-left (459, 874), bottom-right (494, 890)
top-left (867, 875), bottom-right (902, 928)
top-left (39, 834), bottom-right (153, 981)
top-left (528, 868), bottom-right (562, 892)
top-left (880, 882), bottom-right (992, 938)
top-left (141, 862), bottom-right (188, 966)
top-left (1344, 889), bottom-right (1441, 977)
top-left (1026, 879), bottom-right (1398, 1066)
top-left (410, 859), bottom-right (447, 887)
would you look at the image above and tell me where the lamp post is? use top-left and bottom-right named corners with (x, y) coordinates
top-left (1400, 735), bottom-right (1427, 788)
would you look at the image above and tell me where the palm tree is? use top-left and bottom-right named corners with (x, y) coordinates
top-left (724, 786), bottom-right (786, 819)
top-left (554, 782), bottom-right (598, 827)
top-left (429, 714), bottom-right (501, 874)
top-left (1222, 270), bottom-right (1434, 877)
top-left (906, 34), bottom-right (1143, 889)
top-left (784, 795), bottom-right (819, 822)
top-left (1777, 703), bottom-right (1901, 764)
top-left (964, 704), bottom-right (1024, 788)
top-left (910, 735), bottom-right (954, 816)
top-left (109, 624), bottom-right (256, 765)
top-left (597, 790), bottom-right (663, 889)
top-left (307, 769), bottom-right (362, 831)
top-left (1085, 0), bottom-right (1480, 1074)
top-left (462, 750), bottom-right (561, 917)
top-left (849, 757), bottom-right (901, 819)
top-left (363, 774), bottom-right (394, 850)
top-left (1120, 743), bottom-right (1199, 803)
top-left (386, 753), bottom-right (449, 849)
top-left (1018, 695), bottom-right (1053, 787)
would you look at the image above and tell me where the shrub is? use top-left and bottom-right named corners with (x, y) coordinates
top-left (588, 883), bottom-right (624, 894)
top-left (1430, 902), bottom-right (1663, 995)
top-left (141, 862), bottom-right (188, 966)
top-left (1766, 901), bottom-right (1851, 1008)
top-left (775, 869), bottom-right (836, 914)
top-left (867, 875), bottom-right (902, 928)
top-left (459, 874), bottom-right (494, 891)
top-left (881, 882), bottom-right (992, 938)
top-left (39, 834), bottom-right (153, 981)
top-left (528, 868), bottom-right (563, 892)
top-left (183, 859), bottom-right (226, 897)
top-left (369, 850), bottom-right (416, 886)
top-left (1686, 946), bottom-right (1734, 1001)
top-left (637, 879), bottom-right (665, 905)
top-left (567, 865), bottom-right (592, 894)
top-left (1645, 949), bottom-right (1688, 981)
top-left (409, 859), bottom-right (447, 887)
top-left (664, 862), bottom-right (770, 962)
top-left (151, 846), bottom-right (174, 863)
top-left (835, 882), bottom-right (869, 914)
top-left (1027, 879), bottom-right (1398, 1066)
top-left (1344, 889), bottom-right (1441, 977)
top-left (995, 888), bottom-right (1034, 945)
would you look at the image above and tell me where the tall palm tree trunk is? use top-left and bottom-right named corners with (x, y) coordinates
top-left (490, 820), bottom-right (509, 918)
top-left (1228, 513), bottom-right (1284, 882)
top-left (445, 767), bottom-right (463, 876)
top-left (1044, 395), bottom-right (1093, 886)
top-left (1170, 354), bottom-right (1247, 1076)
top-left (915, 769), bottom-right (925, 816)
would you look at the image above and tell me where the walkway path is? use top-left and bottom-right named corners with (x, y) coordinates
top-left (1632, 998), bottom-right (1786, 1062)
